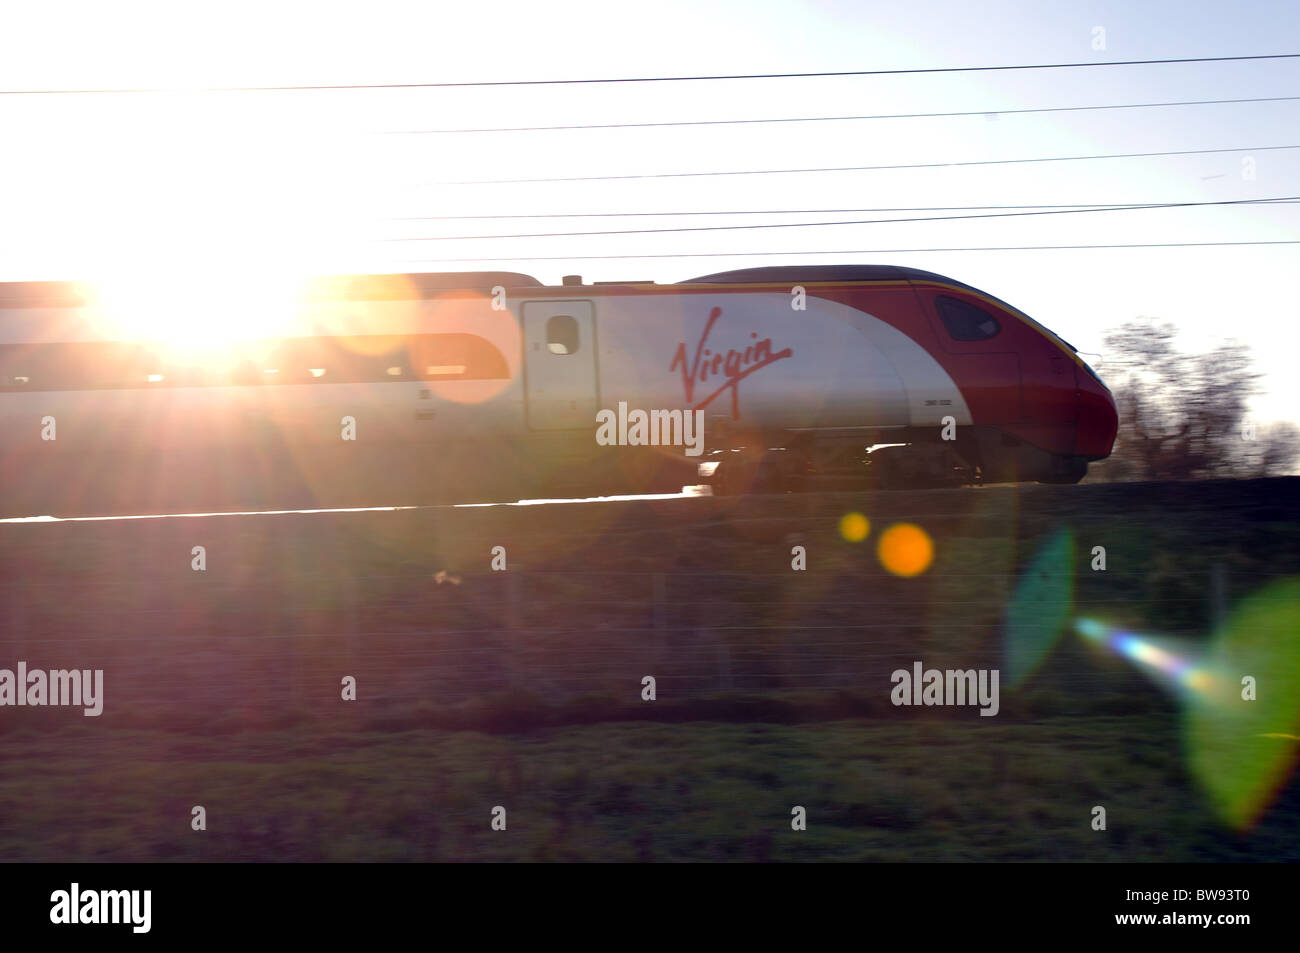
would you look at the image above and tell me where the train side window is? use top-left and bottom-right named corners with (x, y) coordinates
top-left (546, 315), bottom-right (579, 355)
top-left (936, 296), bottom-right (1001, 341)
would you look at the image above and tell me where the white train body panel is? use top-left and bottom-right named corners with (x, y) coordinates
top-left (588, 292), bottom-right (970, 431)
top-left (0, 288), bottom-right (970, 452)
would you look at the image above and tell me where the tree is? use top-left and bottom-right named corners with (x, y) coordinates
top-left (1086, 317), bottom-right (1298, 481)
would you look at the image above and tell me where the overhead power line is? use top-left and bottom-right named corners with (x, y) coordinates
top-left (385, 95), bottom-right (1300, 135)
top-left (384, 199), bottom-right (1300, 221)
top-left (436, 144), bottom-right (1300, 185)
top-left (397, 240), bottom-right (1300, 264)
top-left (381, 197), bottom-right (1300, 242)
top-left (2, 53), bottom-right (1297, 94)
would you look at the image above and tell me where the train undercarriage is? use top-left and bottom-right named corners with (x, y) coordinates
top-left (0, 426), bottom-right (1090, 519)
top-left (702, 426), bottom-right (1091, 495)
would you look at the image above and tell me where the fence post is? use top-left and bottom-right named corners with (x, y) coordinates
top-left (1210, 562), bottom-right (1227, 632)
top-left (652, 573), bottom-right (666, 637)
top-left (344, 572), bottom-right (360, 669)
top-left (507, 572), bottom-right (522, 631)
top-left (716, 633), bottom-right (733, 691)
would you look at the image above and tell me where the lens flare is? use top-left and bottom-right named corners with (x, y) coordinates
top-left (877, 523), bottom-right (933, 577)
top-left (1184, 578), bottom-right (1300, 830)
top-left (839, 512), bottom-right (870, 543)
top-left (1074, 579), bottom-right (1300, 831)
top-left (1004, 527), bottom-right (1074, 687)
top-left (1072, 618), bottom-right (1216, 698)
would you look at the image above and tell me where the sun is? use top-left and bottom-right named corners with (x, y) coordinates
top-left (89, 258), bottom-right (311, 339)
top-left (65, 95), bottom-right (371, 357)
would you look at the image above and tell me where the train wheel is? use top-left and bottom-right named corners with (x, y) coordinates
top-left (711, 451), bottom-right (786, 495)
top-left (864, 445), bottom-right (907, 490)
top-left (1039, 455), bottom-right (1089, 484)
top-left (865, 443), bottom-right (971, 490)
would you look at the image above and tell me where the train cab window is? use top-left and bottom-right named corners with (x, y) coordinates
top-left (936, 296), bottom-right (1001, 341)
top-left (546, 315), bottom-right (580, 355)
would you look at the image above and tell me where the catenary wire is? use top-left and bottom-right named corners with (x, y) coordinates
top-left (383, 199), bottom-right (1300, 221)
top-left (379, 197), bottom-right (1300, 242)
top-left (396, 240), bottom-right (1300, 264)
top-left (2, 52), bottom-right (1296, 94)
top-left (435, 144), bottom-right (1300, 185)
top-left (383, 94), bottom-right (1300, 134)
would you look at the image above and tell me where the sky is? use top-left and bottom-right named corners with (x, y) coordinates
top-left (0, 0), bottom-right (1297, 423)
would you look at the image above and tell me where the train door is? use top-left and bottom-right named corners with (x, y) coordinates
top-left (522, 300), bottom-right (598, 429)
top-left (919, 289), bottom-right (1024, 422)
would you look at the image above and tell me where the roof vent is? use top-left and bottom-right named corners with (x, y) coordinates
top-left (561, 275), bottom-right (584, 287)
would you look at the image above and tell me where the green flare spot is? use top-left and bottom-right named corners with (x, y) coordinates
top-left (1185, 578), bottom-right (1300, 830)
top-left (1003, 527), bottom-right (1075, 688)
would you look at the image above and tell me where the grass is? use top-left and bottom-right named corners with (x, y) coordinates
top-left (2, 478), bottom-right (1298, 861)
top-left (0, 713), bottom-right (1294, 862)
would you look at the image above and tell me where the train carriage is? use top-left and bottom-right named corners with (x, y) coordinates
top-left (0, 265), bottom-right (1118, 517)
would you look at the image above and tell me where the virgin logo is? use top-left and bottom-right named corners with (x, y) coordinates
top-left (669, 306), bottom-right (793, 419)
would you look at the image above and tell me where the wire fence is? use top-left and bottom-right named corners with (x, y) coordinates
top-left (2, 478), bottom-right (1294, 718)
top-left (0, 559), bottom-right (1274, 714)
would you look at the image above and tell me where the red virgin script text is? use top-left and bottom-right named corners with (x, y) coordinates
top-left (669, 306), bottom-right (793, 419)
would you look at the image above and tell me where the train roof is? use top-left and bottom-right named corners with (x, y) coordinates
top-left (1, 264), bottom-right (992, 306)
top-left (0, 271), bottom-right (544, 308)
top-left (683, 265), bottom-right (1079, 352)
top-left (680, 265), bottom-right (971, 287)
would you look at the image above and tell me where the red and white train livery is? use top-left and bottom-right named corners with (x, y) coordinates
top-left (0, 264), bottom-right (1118, 516)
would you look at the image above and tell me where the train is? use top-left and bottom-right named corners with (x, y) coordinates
top-left (0, 264), bottom-right (1118, 517)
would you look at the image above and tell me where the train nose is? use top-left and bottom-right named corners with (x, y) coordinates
top-left (1076, 367), bottom-right (1119, 458)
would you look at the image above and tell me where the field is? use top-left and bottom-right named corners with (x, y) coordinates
top-left (1, 478), bottom-right (1298, 861)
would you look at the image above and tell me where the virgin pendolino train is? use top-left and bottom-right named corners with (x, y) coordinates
top-left (0, 265), bottom-right (1118, 517)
